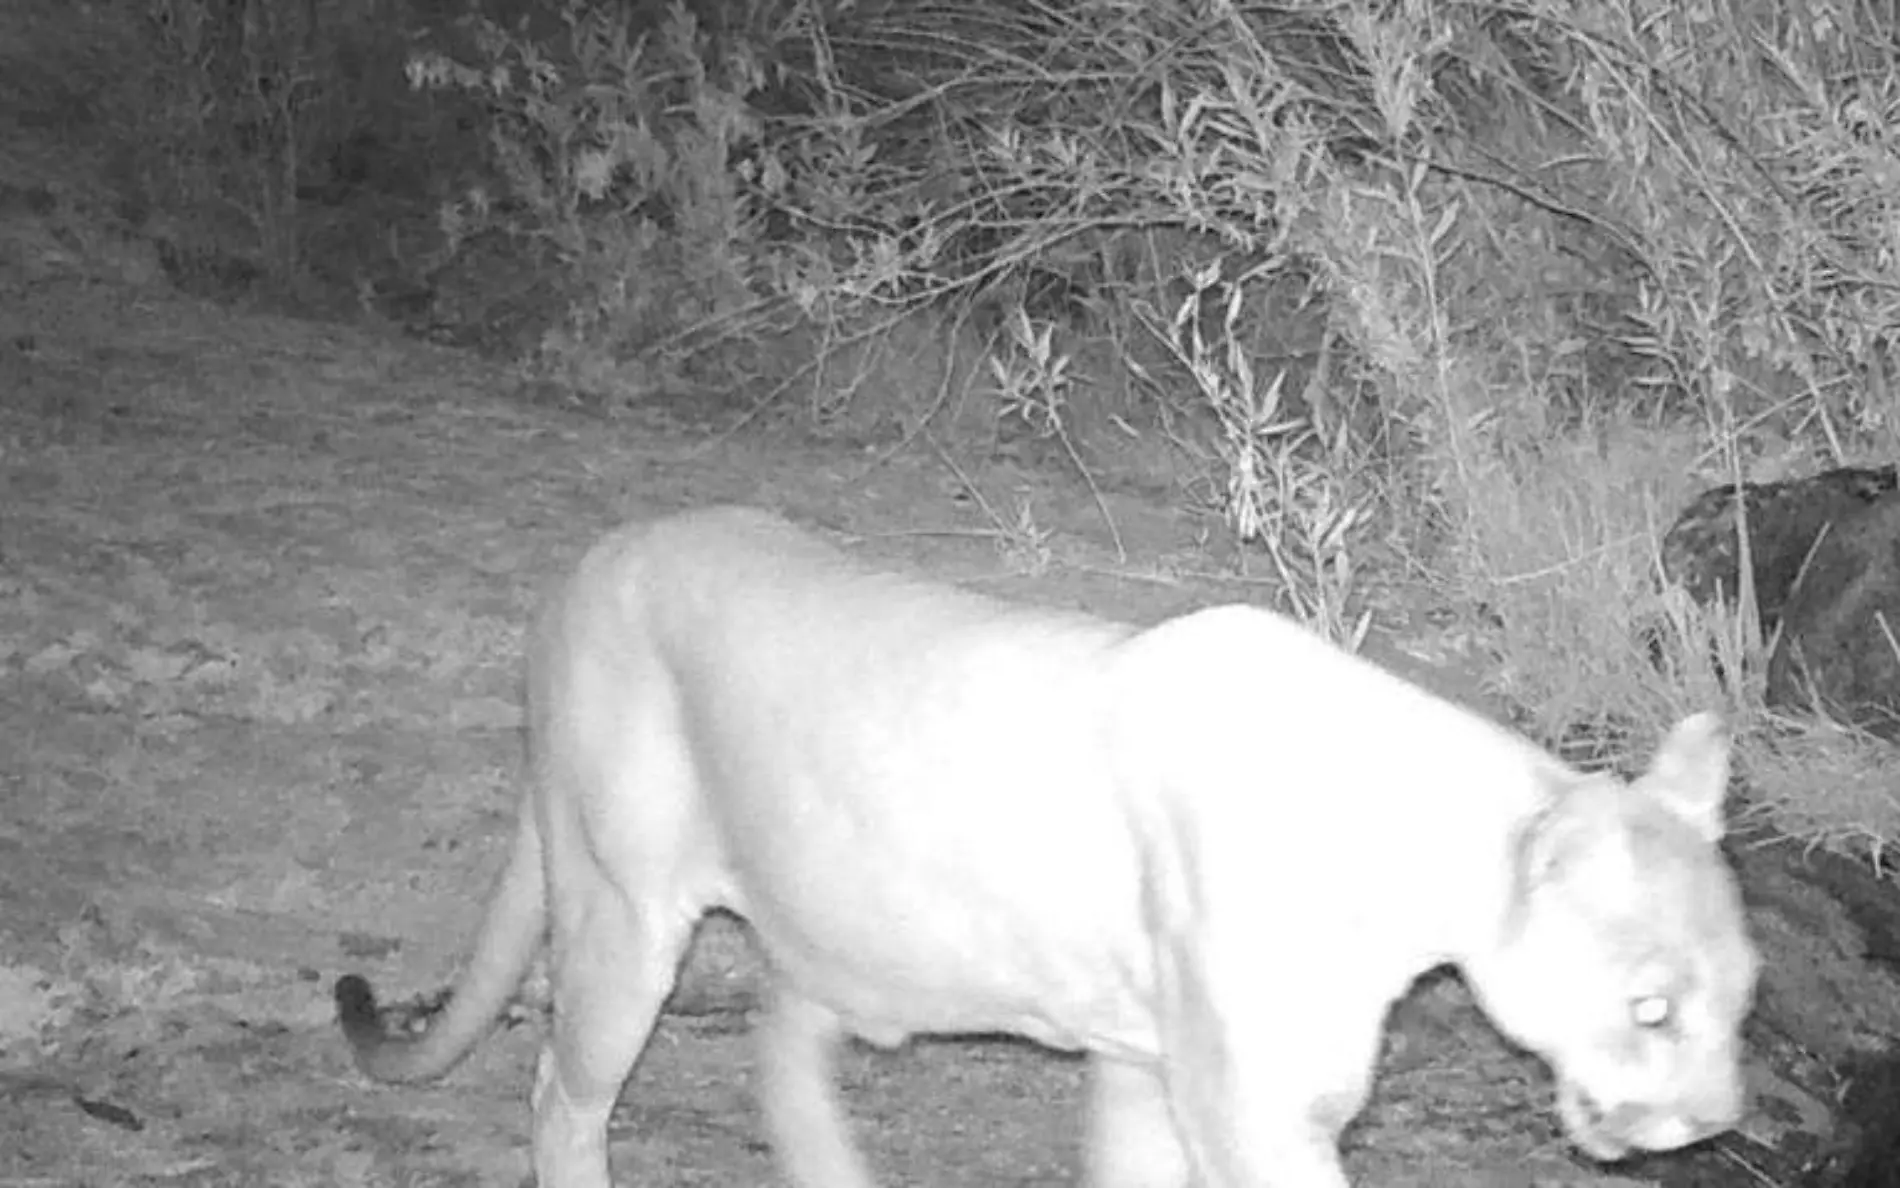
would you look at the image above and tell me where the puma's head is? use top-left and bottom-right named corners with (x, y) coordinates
top-left (1469, 713), bottom-right (1759, 1161)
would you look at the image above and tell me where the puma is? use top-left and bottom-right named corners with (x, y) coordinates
top-left (334, 505), bottom-right (1759, 1188)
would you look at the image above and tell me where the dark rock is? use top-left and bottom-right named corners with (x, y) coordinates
top-left (1836, 1052), bottom-right (1900, 1188)
top-left (1722, 837), bottom-right (1900, 1187)
top-left (1767, 490), bottom-right (1900, 737)
top-left (1662, 466), bottom-right (1897, 633)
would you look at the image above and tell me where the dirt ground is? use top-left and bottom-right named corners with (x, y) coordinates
top-left (0, 244), bottom-right (1891, 1187)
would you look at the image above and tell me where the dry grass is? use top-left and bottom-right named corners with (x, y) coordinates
top-left (1743, 717), bottom-right (1900, 867)
top-left (1432, 415), bottom-right (1723, 737)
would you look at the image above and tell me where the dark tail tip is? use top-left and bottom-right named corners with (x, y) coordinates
top-left (334, 973), bottom-right (385, 1064)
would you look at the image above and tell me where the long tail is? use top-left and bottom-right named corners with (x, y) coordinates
top-left (334, 797), bottom-right (546, 1083)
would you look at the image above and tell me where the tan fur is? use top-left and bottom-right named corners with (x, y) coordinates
top-left (335, 506), bottom-right (1759, 1188)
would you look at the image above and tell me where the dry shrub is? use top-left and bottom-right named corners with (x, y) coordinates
top-left (22, 0), bottom-right (1897, 850)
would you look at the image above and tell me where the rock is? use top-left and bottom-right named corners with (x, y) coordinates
top-left (1662, 466), bottom-right (1896, 634)
top-left (1662, 466), bottom-right (1900, 736)
top-left (1766, 490), bottom-right (1900, 737)
top-left (1837, 1051), bottom-right (1900, 1188)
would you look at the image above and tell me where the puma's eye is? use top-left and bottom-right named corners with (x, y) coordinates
top-left (1631, 993), bottom-right (1672, 1029)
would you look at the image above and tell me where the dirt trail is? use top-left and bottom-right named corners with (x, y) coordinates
top-left (0, 277), bottom-right (1830, 1185)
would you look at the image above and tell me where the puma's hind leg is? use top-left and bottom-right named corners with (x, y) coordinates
top-left (756, 989), bottom-right (877, 1188)
top-left (526, 587), bottom-right (711, 1188)
top-left (529, 876), bottom-right (697, 1188)
top-left (527, 770), bottom-right (700, 1187)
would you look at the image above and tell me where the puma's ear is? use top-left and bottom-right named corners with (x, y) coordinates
top-left (1637, 712), bottom-right (1732, 842)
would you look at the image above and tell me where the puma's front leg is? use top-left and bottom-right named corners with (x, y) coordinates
top-left (1168, 1058), bottom-right (1362, 1188)
top-left (756, 989), bottom-right (878, 1188)
top-left (1152, 940), bottom-right (1385, 1187)
top-left (1085, 1056), bottom-right (1190, 1188)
